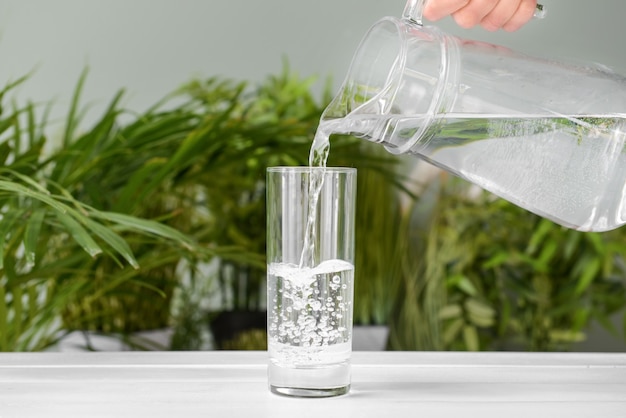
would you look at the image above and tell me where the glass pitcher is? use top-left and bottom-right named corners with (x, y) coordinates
top-left (322, 0), bottom-right (626, 232)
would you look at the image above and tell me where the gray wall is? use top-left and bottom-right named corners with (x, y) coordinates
top-left (1, 0), bottom-right (625, 351)
top-left (2, 0), bottom-right (626, 123)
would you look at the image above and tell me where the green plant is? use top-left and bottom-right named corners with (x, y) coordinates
top-left (0, 63), bottom-right (411, 351)
top-left (44, 71), bottom-right (275, 335)
top-left (346, 145), bottom-right (410, 325)
top-left (168, 68), bottom-right (406, 318)
top-left (14, 62), bottom-right (619, 354)
top-left (388, 173), bottom-right (626, 351)
top-left (0, 75), bottom-right (223, 351)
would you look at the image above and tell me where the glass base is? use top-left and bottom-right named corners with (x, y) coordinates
top-left (268, 360), bottom-right (351, 398)
top-left (270, 384), bottom-right (350, 398)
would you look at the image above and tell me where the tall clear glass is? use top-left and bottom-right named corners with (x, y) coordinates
top-left (266, 166), bottom-right (356, 398)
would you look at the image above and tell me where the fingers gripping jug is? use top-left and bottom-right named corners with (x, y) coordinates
top-left (322, 0), bottom-right (626, 232)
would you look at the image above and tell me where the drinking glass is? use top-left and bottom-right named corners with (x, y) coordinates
top-left (266, 166), bottom-right (356, 397)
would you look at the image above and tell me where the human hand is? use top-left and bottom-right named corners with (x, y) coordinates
top-left (422, 0), bottom-right (538, 31)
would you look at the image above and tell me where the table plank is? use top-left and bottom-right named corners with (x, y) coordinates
top-left (0, 351), bottom-right (624, 418)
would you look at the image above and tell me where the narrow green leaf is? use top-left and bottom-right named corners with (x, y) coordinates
top-left (81, 217), bottom-right (138, 268)
top-left (465, 298), bottom-right (495, 327)
top-left (0, 209), bottom-right (24, 269)
top-left (463, 325), bottom-right (480, 351)
top-left (139, 98), bottom-right (240, 201)
top-left (54, 210), bottom-right (103, 258)
top-left (526, 218), bottom-right (553, 255)
top-left (549, 329), bottom-right (586, 343)
top-left (11, 101), bottom-right (22, 156)
top-left (60, 90), bottom-right (124, 186)
top-left (465, 298), bottom-right (495, 317)
top-left (12, 284), bottom-right (24, 346)
top-left (63, 67), bottom-right (88, 147)
top-left (562, 231), bottom-right (581, 261)
top-left (0, 180), bottom-right (66, 213)
top-left (36, 100), bottom-right (54, 142)
top-left (18, 280), bottom-right (70, 351)
top-left (93, 211), bottom-right (196, 250)
top-left (585, 232), bottom-right (605, 255)
top-left (112, 158), bottom-right (167, 213)
top-left (0, 142), bottom-right (12, 165)
top-left (458, 276), bottom-right (477, 296)
top-left (571, 308), bottom-right (590, 332)
top-left (0, 169), bottom-right (50, 195)
top-left (0, 285), bottom-right (7, 351)
top-left (2, 248), bottom-right (18, 288)
top-left (26, 102), bottom-right (36, 146)
top-left (28, 285), bottom-right (39, 328)
top-left (482, 251), bottom-right (509, 269)
top-left (537, 240), bottom-right (559, 265)
top-left (498, 300), bottom-right (511, 336)
top-left (439, 304), bottom-right (462, 320)
top-left (0, 114), bottom-right (16, 137)
top-left (1, 73), bottom-right (31, 100)
top-left (24, 209), bottom-right (46, 265)
top-left (574, 258), bottom-right (600, 295)
top-left (443, 318), bottom-right (464, 346)
top-left (120, 109), bottom-right (194, 146)
top-left (87, 251), bottom-right (183, 301)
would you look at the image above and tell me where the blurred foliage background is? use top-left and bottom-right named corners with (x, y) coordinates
top-left (1, 66), bottom-right (625, 352)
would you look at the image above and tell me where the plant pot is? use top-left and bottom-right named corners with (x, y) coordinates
top-left (209, 311), bottom-right (267, 350)
top-left (353, 325), bottom-right (390, 351)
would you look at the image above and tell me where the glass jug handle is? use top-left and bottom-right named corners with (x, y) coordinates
top-left (403, 0), bottom-right (426, 25)
top-left (403, 0), bottom-right (546, 26)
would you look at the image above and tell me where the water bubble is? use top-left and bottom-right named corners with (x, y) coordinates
top-left (332, 275), bottom-right (341, 284)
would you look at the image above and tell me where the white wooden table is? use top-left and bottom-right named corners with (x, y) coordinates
top-left (0, 351), bottom-right (625, 418)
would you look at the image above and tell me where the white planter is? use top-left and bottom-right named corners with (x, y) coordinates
top-left (49, 329), bottom-right (174, 352)
top-left (352, 325), bottom-right (389, 351)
